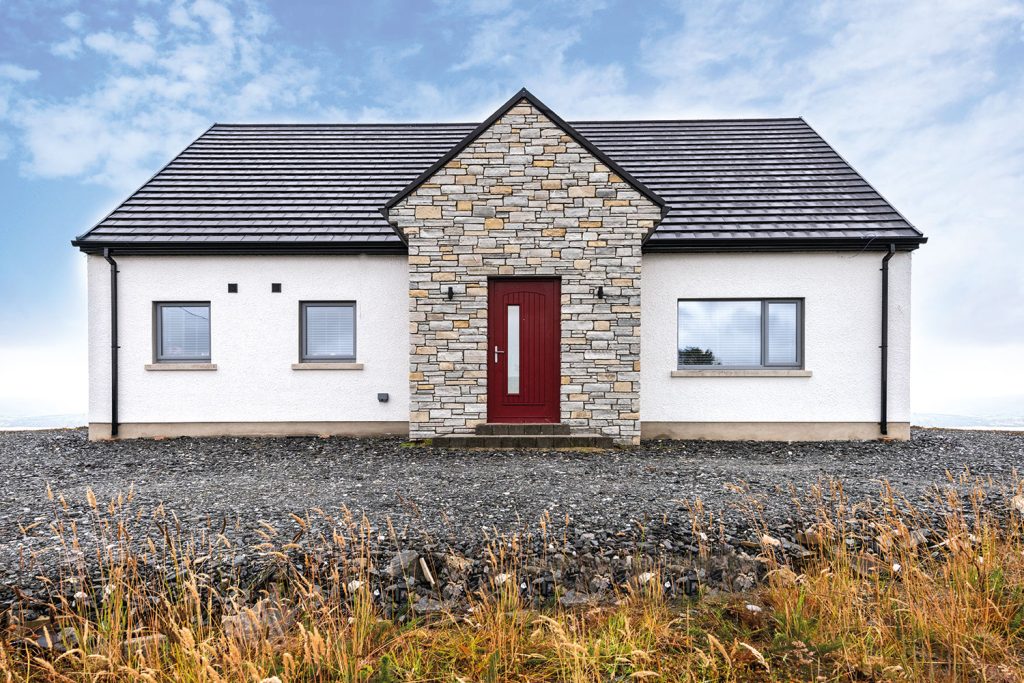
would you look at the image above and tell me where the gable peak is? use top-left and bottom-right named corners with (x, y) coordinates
top-left (381, 87), bottom-right (666, 220)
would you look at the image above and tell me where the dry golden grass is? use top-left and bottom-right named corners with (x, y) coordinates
top-left (2, 473), bottom-right (1023, 682)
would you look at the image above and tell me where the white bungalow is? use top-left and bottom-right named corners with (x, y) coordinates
top-left (74, 89), bottom-right (925, 446)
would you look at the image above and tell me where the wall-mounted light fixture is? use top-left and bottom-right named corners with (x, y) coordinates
top-left (596, 286), bottom-right (604, 299)
top-left (447, 286), bottom-right (454, 300)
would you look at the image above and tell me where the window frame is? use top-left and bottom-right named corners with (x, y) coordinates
top-left (676, 297), bottom-right (804, 370)
top-left (153, 301), bottom-right (212, 363)
top-left (299, 301), bottom-right (357, 363)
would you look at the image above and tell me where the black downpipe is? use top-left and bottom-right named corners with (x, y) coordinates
top-left (103, 249), bottom-right (119, 437)
top-left (880, 244), bottom-right (896, 436)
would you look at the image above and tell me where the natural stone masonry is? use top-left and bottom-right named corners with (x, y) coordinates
top-left (389, 99), bottom-right (661, 445)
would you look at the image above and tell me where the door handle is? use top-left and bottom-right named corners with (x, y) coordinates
top-left (493, 345), bottom-right (504, 363)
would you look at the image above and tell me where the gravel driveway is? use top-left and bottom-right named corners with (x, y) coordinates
top-left (2, 427), bottom-right (1022, 604)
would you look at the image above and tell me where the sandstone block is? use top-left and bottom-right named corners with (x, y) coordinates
top-left (415, 205), bottom-right (442, 219)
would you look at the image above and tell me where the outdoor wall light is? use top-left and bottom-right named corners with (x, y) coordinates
top-left (447, 286), bottom-right (454, 300)
top-left (597, 286), bottom-right (604, 299)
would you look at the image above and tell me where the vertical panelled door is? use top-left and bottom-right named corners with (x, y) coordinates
top-left (487, 278), bottom-right (561, 423)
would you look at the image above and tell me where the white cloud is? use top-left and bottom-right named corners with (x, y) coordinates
top-left (84, 31), bottom-right (158, 67)
top-left (434, 0), bottom-right (517, 16)
top-left (169, 0), bottom-right (199, 29)
top-left (452, 10), bottom-right (580, 73)
top-left (62, 11), bottom-right (86, 31)
top-left (51, 37), bottom-right (83, 59)
top-left (0, 64), bottom-right (38, 120)
top-left (6, 0), bottom-right (323, 191)
top-left (0, 63), bottom-right (40, 82)
top-left (133, 16), bottom-right (160, 43)
top-left (193, 0), bottom-right (237, 43)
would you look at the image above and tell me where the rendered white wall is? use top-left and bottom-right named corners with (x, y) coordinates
top-left (86, 251), bottom-right (912, 429)
top-left (640, 252), bottom-right (912, 423)
top-left (87, 254), bottom-right (409, 425)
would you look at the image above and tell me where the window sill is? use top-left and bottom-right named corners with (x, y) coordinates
top-left (145, 363), bottom-right (217, 371)
top-left (671, 369), bottom-right (812, 378)
top-left (291, 362), bottom-right (364, 371)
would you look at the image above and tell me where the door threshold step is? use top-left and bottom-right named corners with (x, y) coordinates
top-left (432, 434), bottom-right (614, 449)
top-left (475, 422), bottom-right (571, 435)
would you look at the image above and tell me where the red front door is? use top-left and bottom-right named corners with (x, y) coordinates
top-left (487, 278), bottom-right (561, 423)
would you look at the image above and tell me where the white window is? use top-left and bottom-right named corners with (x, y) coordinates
top-left (155, 303), bottom-right (211, 362)
top-left (300, 302), bottom-right (356, 362)
top-left (677, 299), bottom-right (802, 369)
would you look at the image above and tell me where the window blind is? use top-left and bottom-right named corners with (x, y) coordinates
top-left (304, 304), bottom-right (355, 359)
top-left (678, 300), bottom-right (761, 367)
top-left (159, 304), bottom-right (210, 360)
top-left (767, 301), bottom-right (798, 365)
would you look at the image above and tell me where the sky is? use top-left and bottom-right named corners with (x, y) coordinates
top-left (0, 0), bottom-right (1022, 424)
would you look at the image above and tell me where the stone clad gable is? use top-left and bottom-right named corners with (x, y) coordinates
top-left (388, 98), bottom-right (661, 445)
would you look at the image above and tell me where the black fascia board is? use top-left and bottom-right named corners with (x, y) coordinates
top-left (71, 240), bottom-right (409, 256)
top-left (379, 87), bottom-right (668, 224)
top-left (641, 235), bottom-right (927, 253)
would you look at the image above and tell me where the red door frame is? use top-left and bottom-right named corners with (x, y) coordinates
top-left (487, 278), bottom-right (561, 423)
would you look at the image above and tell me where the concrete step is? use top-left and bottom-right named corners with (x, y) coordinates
top-left (432, 434), bottom-right (614, 449)
top-left (475, 423), bottom-right (572, 435)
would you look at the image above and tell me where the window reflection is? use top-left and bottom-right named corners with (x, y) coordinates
top-left (677, 300), bottom-right (761, 367)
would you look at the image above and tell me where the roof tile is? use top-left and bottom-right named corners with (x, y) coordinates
top-left (74, 118), bottom-right (923, 251)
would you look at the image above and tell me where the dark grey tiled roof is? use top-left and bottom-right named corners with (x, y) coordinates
top-left (577, 119), bottom-right (923, 249)
top-left (73, 118), bottom-right (924, 253)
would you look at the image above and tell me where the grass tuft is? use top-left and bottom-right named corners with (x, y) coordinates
top-left (2, 473), bottom-right (1023, 681)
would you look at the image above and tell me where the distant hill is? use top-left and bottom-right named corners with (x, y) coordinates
top-left (912, 413), bottom-right (1024, 430)
top-left (0, 414), bottom-right (87, 430)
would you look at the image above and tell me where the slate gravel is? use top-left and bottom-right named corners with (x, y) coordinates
top-left (1, 428), bottom-right (1022, 607)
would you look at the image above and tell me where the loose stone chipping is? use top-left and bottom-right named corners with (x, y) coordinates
top-left (390, 99), bottom-right (662, 445)
top-left (3, 428), bottom-right (1021, 612)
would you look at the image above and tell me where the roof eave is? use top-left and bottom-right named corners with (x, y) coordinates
top-left (641, 235), bottom-right (927, 253)
top-left (71, 240), bottom-right (409, 256)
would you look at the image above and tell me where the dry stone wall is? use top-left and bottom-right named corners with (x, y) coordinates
top-left (388, 99), bottom-right (661, 445)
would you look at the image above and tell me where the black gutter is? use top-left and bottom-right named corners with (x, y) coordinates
top-left (74, 238), bottom-right (926, 256)
top-left (73, 242), bottom-right (409, 256)
top-left (880, 243), bottom-right (896, 437)
top-left (641, 236), bottom-right (926, 253)
top-left (103, 249), bottom-right (119, 438)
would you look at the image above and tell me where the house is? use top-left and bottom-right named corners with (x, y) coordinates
top-left (73, 88), bottom-right (926, 446)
